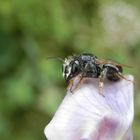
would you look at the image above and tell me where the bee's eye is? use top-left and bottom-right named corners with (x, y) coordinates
top-left (65, 66), bottom-right (69, 74)
top-left (71, 62), bottom-right (79, 74)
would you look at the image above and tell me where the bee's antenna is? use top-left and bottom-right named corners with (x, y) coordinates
top-left (46, 56), bottom-right (64, 63)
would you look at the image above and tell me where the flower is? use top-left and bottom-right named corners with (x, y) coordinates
top-left (44, 75), bottom-right (134, 140)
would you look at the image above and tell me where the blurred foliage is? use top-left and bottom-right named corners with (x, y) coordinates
top-left (0, 0), bottom-right (140, 139)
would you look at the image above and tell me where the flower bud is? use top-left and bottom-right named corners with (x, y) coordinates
top-left (44, 75), bottom-right (134, 140)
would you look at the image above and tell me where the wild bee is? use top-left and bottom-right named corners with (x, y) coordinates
top-left (62, 53), bottom-right (131, 96)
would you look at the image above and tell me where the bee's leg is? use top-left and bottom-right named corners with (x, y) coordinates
top-left (67, 75), bottom-right (84, 94)
top-left (116, 72), bottom-right (134, 83)
top-left (98, 68), bottom-right (107, 96)
top-left (98, 76), bottom-right (104, 96)
top-left (72, 75), bottom-right (84, 93)
top-left (67, 79), bottom-right (74, 93)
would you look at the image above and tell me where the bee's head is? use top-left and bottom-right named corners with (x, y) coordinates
top-left (62, 57), bottom-right (81, 81)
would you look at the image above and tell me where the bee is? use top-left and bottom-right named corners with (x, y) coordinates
top-left (62, 53), bottom-right (131, 96)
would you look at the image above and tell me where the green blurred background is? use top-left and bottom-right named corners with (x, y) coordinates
top-left (0, 0), bottom-right (139, 139)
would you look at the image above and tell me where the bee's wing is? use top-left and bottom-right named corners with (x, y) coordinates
top-left (96, 58), bottom-right (132, 68)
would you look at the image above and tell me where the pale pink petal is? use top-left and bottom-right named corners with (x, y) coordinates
top-left (44, 75), bottom-right (134, 140)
